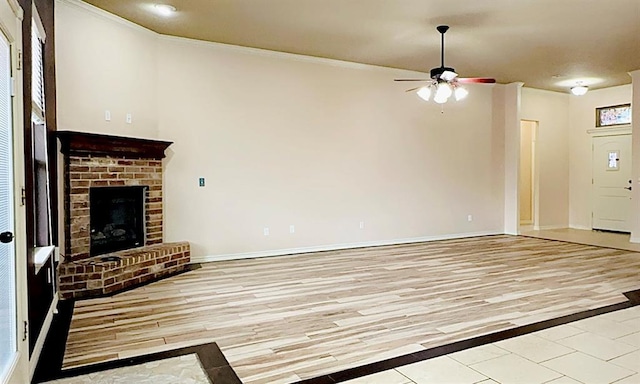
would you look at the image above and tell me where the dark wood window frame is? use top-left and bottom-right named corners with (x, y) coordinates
top-left (18, 0), bottom-right (58, 355)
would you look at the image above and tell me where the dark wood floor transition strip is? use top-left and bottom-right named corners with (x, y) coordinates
top-left (297, 289), bottom-right (640, 384)
top-left (32, 263), bottom-right (209, 383)
top-left (35, 283), bottom-right (640, 384)
top-left (624, 288), bottom-right (640, 305)
top-left (41, 342), bottom-right (242, 384)
top-left (32, 299), bottom-right (75, 383)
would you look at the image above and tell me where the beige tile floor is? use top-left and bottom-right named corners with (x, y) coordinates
top-left (344, 306), bottom-right (640, 384)
top-left (520, 228), bottom-right (640, 253)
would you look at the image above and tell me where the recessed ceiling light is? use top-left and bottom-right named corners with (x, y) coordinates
top-left (154, 4), bottom-right (176, 16)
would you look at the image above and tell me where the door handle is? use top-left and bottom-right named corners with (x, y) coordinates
top-left (624, 186), bottom-right (632, 191)
top-left (0, 231), bottom-right (13, 243)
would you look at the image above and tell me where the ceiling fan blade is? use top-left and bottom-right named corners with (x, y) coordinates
top-left (457, 77), bottom-right (496, 84)
top-left (394, 79), bottom-right (431, 82)
top-left (405, 86), bottom-right (423, 92)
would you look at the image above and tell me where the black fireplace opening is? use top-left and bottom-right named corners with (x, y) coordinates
top-left (89, 186), bottom-right (147, 256)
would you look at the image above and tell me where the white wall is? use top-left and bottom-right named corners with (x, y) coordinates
top-left (521, 88), bottom-right (570, 229)
top-left (55, 0), bottom-right (159, 138)
top-left (56, 0), bottom-right (505, 260)
top-left (157, 37), bottom-right (504, 258)
top-left (568, 85), bottom-right (631, 229)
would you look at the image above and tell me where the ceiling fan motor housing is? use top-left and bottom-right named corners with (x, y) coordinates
top-left (431, 66), bottom-right (456, 79)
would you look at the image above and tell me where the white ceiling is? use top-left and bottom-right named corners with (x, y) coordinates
top-left (81, 0), bottom-right (640, 92)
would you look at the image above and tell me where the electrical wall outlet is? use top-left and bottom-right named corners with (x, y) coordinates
top-left (359, 221), bottom-right (365, 229)
top-left (105, 110), bottom-right (111, 121)
top-left (289, 225), bottom-right (295, 234)
top-left (467, 215), bottom-right (473, 222)
top-left (198, 177), bottom-right (205, 187)
top-left (263, 228), bottom-right (270, 236)
top-left (126, 113), bottom-right (132, 124)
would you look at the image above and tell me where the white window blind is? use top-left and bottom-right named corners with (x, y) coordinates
top-left (31, 22), bottom-right (44, 123)
top-left (30, 13), bottom-right (52, 247)
top-left (0, 29), bottom-right (16, 378)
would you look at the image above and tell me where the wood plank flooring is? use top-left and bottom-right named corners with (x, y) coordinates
top-left (62, 235), bottom-right (640, 383)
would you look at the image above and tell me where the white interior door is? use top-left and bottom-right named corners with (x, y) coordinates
top-left (592, 134), bottom-right (632, 232)
top-left (0, 23), bottom-right (17, 379)
top-left (0, 0), bottom-right (25, 382)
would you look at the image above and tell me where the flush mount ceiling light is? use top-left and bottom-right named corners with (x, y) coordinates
top-left (154, 4), bottom-right (176, 16)
top-left (570, 84), bottom-right (589, 96)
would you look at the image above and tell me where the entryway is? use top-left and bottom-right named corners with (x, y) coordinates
top-left (592, 134), bottom-right (632, 232)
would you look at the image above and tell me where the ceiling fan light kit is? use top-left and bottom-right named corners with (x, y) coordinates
top-left (434, 82), bottom-right (453, 104)
top-left (395, 25), bottom-right (496, 105)
top-left (454, 86), bottom-right (469, 101)
top-left (416, 81), bottom-right (468, 103)
top-left (417, 86), bottom-right (431, 101)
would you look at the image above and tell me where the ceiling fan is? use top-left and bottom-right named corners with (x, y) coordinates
top-left (395, 25), bottom-right (496, 103)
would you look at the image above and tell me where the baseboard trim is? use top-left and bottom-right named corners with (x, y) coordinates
top-left (29, 293), bottom-right (59, 380)
top-left (569, 225), bottom-right (592, 231)
top-left (630, 237), bottom-right (640, 244)
top-left (191, 230), bottom-right (503, 263)
top-left (533, 225), bottom-right (567, 231)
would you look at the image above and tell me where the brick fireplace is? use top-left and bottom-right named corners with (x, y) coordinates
top-left (57, 131), bottom-right (191, 299)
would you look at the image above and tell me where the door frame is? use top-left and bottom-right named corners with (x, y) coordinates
top-left (0, 0), bottom-right (26, 382)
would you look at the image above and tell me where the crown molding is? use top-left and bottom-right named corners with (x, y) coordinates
top-left (56, 0), bottom-right (157, 37)
top-left (57, 0), bottom-right (428, 78)
top-left (158, 34), bottom-right (426, 76)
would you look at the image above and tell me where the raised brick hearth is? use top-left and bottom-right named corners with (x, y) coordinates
top-left (57, 131), bottom-right (190, 299)
top-left (58, 242), bottom-right (190, 299)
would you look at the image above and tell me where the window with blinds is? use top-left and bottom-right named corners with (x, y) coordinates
top-left (31, 22), bottom-right (44, 123)
top-left (31, 16), bottom-right (51, 247)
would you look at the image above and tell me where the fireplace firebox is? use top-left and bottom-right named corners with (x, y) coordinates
top-left (90, 186), bottom-right (147, 256)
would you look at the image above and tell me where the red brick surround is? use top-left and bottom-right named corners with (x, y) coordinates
top-left (66, 155), bottom-right (163, 261)
top-left (57, 132), bottom-right (188, 299)
top-left (58, 242), bottom-right (190, 299)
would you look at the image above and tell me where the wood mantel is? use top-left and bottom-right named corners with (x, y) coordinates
top-left (57, 131), bottom-right (173, 159)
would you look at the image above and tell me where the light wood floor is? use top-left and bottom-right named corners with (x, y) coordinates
top-left (62, 235), bottom-right (640, 384)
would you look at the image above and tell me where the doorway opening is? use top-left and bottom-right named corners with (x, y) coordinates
top-left (519, 120), bottom-right (538, 230)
